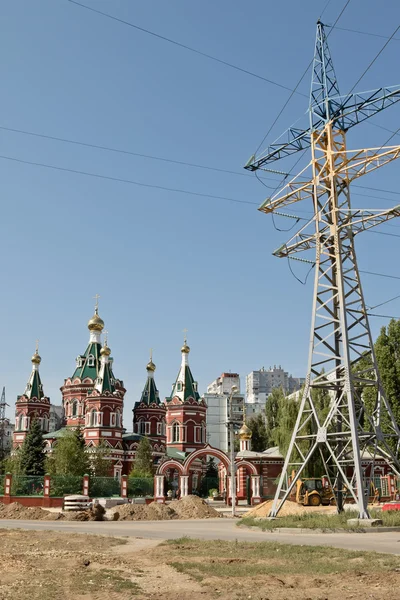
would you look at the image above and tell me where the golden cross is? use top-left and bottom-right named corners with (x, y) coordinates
top-left (104, 330), bottom-right (108, 346)
top-left (183, 328), bottom-right (188, 344)
top-left (93, 294), bottom-right (100, 312)
top-left (150, 348), bottom-right (153, 361)
top-left (243, 401), bottom-right (247, 423)
top-left (35, 339), bottom-right (39, 354)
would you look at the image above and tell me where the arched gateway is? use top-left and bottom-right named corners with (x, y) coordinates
top-left (154, 444), bottom-right (231, 502)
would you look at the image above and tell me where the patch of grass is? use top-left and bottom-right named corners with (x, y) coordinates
top-left (160, 539), bottom-right (400, 580)
top-left (238, 507), bottom-right (400, 531)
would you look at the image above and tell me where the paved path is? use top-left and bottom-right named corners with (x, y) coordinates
top-left (2, 518), bottom-right (400, 554)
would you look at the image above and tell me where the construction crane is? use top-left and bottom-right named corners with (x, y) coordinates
top-left (245, 21), bottom-right (400, 520)
top-left (0, 387), bottom-right (9, 463)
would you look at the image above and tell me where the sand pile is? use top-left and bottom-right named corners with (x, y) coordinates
top-left (111, 502), bottom-right (176, 521)
top-left (0, 501), bottom-right (63, 521)
top-left (169, 495), bottom-right (221, 519)
top-left (243, 499), bottom-right (306, 518)
top-left (110, 496), bottom-right (221, 521)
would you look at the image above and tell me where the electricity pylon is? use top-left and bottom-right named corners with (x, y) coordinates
top-left (245, 21), bottom-right (400, 519)
top-left (0, 387), bottom-right (8, 462)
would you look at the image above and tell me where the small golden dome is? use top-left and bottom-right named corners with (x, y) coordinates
top-left (31, 351), bottom-right (41, 365)
top-left (146, 360), bottom-right (156, 372)
top-left (88, 310), bottom-right (104, 332)
top-left (239, 422), bottom-right (252, 440)
top-left (181, 343), bottom-right (190, 354)
top-left (100, 343), bottom-right (111, 357)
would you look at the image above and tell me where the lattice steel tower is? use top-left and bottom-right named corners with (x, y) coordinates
top-left (0, 387), bottom-right (8, 462)
top-left (245, 21), bottom-right (400, 519)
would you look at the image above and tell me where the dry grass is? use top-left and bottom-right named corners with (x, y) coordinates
top-left (149, 537), bottom-right (400, 599)
top-left (238, 508), bottom-right (400, 530)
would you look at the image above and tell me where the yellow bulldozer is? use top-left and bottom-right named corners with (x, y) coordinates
top-left (296, 478), bottom-right (335, 507)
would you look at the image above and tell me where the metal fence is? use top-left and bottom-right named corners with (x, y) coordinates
top-left (49, 475), bottom-right (83, 497)
top-left (12, 476), bottom-right (44, 496)
top-left (127, 477), bottom-right (154, 498)
top-left (89, 476), bottom-right (120, 497)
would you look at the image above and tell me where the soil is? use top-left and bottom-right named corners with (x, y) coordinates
top-left (111, 496), bottom-right (222, 521)
top-left (0, 529), bottom-right (399, 600)
top-left (112, 502), bottom-right (177, 521)
top-left (0, 501), bottom-right (63, 521)
top-left (169, 495), bottom-right (221, 519)
top-left (243, 499), bottom-right (336, 518)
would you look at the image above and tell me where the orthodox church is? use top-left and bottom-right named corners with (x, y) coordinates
top-left (12, 304), bottom-right (207, 477)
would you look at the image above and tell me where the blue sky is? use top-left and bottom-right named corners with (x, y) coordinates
top-left (2, 0), bottom-right (400, 422)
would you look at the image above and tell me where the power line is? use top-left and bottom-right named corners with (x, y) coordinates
top-left (66, 0), bottom-right (307, 97)
top-left (346, 23), bottom-right (400, 95)
top-left (0, 154), bottom-right (259, 206)
top-left (0, 125), bottom-right (278, 187)
top-left (368, 293), bottom-right (400, 310)
top-left (360, 270), bottom-right (400, 281)
top-left (4, 123), bottom-right (400, 199)
top-left (367, 312), bottom-right (400, 319)
top-left (366, 229), bottom-right (400, 239)
top-left (335, 25), bottom-right (400, 42)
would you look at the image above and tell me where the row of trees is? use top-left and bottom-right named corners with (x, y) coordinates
top-left (244, 319), bottom-right (400, 460)
top-left (3, 422), bottom-right (155, 479)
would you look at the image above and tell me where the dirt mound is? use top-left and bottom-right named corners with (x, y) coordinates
top-left (64, 504), bottom-right (106, 521)
top-left (169, 495), bottom-right (221, 519)
top-left (0, 501), bottom-right (63, 521)
top-left (112, 502), bottom-right (177, 521)
top-left (243, 499), bottom-right (306, 518)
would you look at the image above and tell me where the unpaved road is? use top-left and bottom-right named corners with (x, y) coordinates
top-left (2, 517), bottom-right (400, 554)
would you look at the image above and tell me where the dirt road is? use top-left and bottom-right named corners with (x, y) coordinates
top-left (2, 517), bottom-right (400, 554)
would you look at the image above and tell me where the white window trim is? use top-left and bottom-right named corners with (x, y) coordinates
top-left (145, 422), bottom-right (151, 435)
top-left (157, 422), bottom-right (162, 435)
top-left (110, 413), bottom-right (116, 427)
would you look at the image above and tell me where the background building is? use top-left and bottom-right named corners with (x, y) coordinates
top-left (204, 373), bottom-right (244, 452)
top-left (246, 365), bottom-right (304, 407)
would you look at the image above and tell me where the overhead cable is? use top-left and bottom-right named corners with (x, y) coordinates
top-left (0, 154), bottom-right (258, 206)
top-left (66, 0), bottom-right (306, 96)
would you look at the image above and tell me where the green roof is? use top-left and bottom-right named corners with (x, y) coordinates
top-left (72, 341), bottom-right (102, 380)
top-left (166, 364), bottom-right (200, 403)
top-left (137, 374), bottom-right (160, 406)
top-left (21, 368), bottom-right (44, 401)
top-left (166, 447), bottom-right (188, 461)
top-left (95, 359), bottom-right (115, 394)
top-left (43, 427), bottom-right (69, 440)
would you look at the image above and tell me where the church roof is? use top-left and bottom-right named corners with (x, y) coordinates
top-left (138, 371), bottom-right (160, 406)
top-left (166, 341), bottom-right (200, 403)
top-left (19, 350), bottom-right (47, 402)
top-left (72, 341), bottom-right (102, 380)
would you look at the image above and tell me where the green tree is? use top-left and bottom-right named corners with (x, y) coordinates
top-left (129, 437), bottom-right (154, 478)
top-left (265, 387), bottom-right (286, 446)
top-left (3, 447), bottom-right (23, 477)
top-left (19, 419), bottom-right (45, 476)
top-left (90, 441), bottom-right (112, 476)
top-left (46, 429), bottom-right (90, 476)
top-left (205, 457), bottom-right (218, 478)
top-left (271, 395), bottom-right (299, 457)
top-left (246, 413), bottom-right (269, 452)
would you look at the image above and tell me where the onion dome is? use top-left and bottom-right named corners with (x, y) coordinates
top-left (100, 342), bottom-right (111, 357)
top-left (239, 422), bottom-right (252, 440)
top-left (147, 359), bottom-right (156, 372)
top-left (88, 308), bottom-right (104, 333)
top-left (181, 342), bottom-right (190, 354)
top-left (31, 350), bottom-right (41, 365)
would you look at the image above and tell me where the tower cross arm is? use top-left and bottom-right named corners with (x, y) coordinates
top-left (245, 127), bottom-right (311, 171)
top-left (272, 205), bottom-right (400, 258)
top-left (337, 145), bottom-right (400, 183)
top-left (325, 86), bottom-right (400, 131)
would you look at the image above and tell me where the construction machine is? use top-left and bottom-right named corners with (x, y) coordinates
top-left (296, 478), bottom-right (335, 507)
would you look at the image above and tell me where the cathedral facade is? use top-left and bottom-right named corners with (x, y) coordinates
top-left (13, 306), bottom-right (206, 477)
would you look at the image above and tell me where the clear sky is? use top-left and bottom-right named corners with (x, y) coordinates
top-left (2, 0), bottom-right (400, 423)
